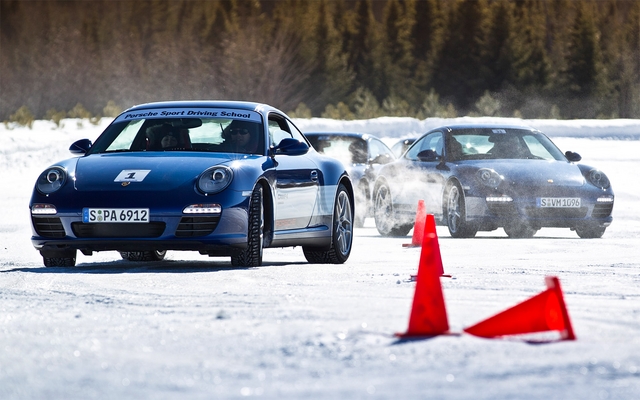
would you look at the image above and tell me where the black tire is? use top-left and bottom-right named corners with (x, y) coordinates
top-left (504, 223), bottom-right (538, 238)
top-left (119, 250), bottom-right (166, 261)
top-left (373, 184), bottom-right (412, 237)
top-left (303, 183), bottom-right (353, 264)
top-left (445, 182), bottom-right (477, 238)
top-left (42, 249), bottom-right (77, 267)
top-left (575, 225), bottom-right (606, 239)
top-left (231, 185), bottom-right (264, 267)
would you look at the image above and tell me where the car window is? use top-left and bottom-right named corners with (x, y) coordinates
top-left (449, 134), bottom-right (490, 160)
top-left (108, 119), bottom-right (144, 151)
top-left (448, 129), bottom-right (565, 161)
top-left (88, 106), bottom-right (266, 155)
top-left (405, 132), bottom-right (443, 161)
top-left (522, 135), bottom-right (562, 160)
top-left (369, 138), bottom-right (394, 161)
top-left (308, 135), bottom-right (362, 165)
top-left (268, 114), bottom-right (308, 147)
top-left (90, 116), bottom-right (264, 155)
top-left (285, 119), bottom-right (308, 143)
top-left (268, 119), bottom-right (291, 146)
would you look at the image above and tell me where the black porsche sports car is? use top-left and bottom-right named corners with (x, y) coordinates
top-left (373, 124), bottom-right (614, 238)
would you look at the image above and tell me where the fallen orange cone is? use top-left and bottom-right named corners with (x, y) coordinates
top-left (402, 200), bottom-right (426, 248)
top-left (396, 215), bottom-right (450, 338)
top-left (463, 276), bottom-right (576, 341)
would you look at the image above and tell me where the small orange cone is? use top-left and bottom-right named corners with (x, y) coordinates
top-left (409, 214), bottom-right (449, 279)
top-left (463, 276), bottom-right (576, 341)
top-left (420, 214), bottom-right (446, 277)
top-left (402, 200), bottom-right (426, 248)
top-left (396, 218), bottom-right (450, 338)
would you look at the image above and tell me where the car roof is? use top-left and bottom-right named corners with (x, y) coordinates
top-left (123, 100), bottom-right (286, 115)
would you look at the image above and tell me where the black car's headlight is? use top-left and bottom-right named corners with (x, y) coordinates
top-left (586, 169), bottom-right (610, 189)
top-left (197, 166), bottom-right (233, 194)
top-left (476, 168), bottom-right (503, 189)
top-left (36, 167), bottom-right (67, 194)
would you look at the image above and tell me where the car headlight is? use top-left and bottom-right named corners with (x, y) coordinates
top-left (586, 169), bottom-right (610, 189)
top-left (36, 167), bottom-right (67, 194)
top-left (197, 166), bottom-right (233, 194)
top-left (476, 168), bottom-right (502, 189)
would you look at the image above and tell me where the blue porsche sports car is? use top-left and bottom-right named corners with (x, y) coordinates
top-left (373, 124), bottom-right (614, 238)
top-left (30, 101), bottom-right (354, 267)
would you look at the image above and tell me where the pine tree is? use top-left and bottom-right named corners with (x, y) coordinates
top-left (296, 0), bottom-right (354, 115)
top-left (431, 0), bottom-right (490, 113)
top-left (347, 0), bottom-right (381, 101)
top-left (597, 0), bottom-right (625, 118)
top-left (380, 0), bottom-right (415, 106)
top-left (564, 1), bottom-right (605, 118)
top-left (511, 0), bottom-right (551, 90)
top-left (614, 0), bottom-right (640, 118)
top-left (410, 0), bottom-right (445, 94)
top-left (484, 0), bottom-right (515, 93)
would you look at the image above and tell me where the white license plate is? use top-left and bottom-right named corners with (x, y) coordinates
top-left (537, 198), bottom-right (581, 208)
top-left (82, 208), bottom-right (149, 223)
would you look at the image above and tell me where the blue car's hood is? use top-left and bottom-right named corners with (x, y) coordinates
top-left (472, 160), bottom-right (585, 187)
top-left (73, 153), bottom-right (233, 192)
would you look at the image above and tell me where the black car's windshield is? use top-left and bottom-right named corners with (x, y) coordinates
top-left (88, 108), bottom-right (264, 155)
top-left (446, 128), bottom-right (566, 161)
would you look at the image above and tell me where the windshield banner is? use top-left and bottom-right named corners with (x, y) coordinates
top-left (114, 108), bottom-right (262, 123)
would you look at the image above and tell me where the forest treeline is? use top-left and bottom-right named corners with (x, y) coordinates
top-left (2, 0), bottom-right (640, 123)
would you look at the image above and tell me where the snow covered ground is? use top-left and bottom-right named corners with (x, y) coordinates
top-left (1, 117), bottom-right (639, 399)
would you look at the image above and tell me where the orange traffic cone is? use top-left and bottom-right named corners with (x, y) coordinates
top-left (463, 276), bottom-right (576, 341)
top-left (410, 214), bottom-right (449, 279)
top-left (402, 200), bottom-right (426, 248)
top-left (396, 219), bottom-right (450, 338)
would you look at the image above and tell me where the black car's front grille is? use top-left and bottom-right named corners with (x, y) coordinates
top-left (592, 203), bottom-right (614, 218)
top-left (71, 222), bottom-right (166, 238)
top-left (32, 216), bottom-right (66, 238)
top-left (524, 207), bottom-right (588, 219)
top-left (175, 216), bottom-right (220, 237)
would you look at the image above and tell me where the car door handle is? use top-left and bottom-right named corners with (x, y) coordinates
top-left (310, 170), bottom-right (318, 182)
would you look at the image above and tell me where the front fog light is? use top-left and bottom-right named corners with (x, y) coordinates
top-left (31, 204), bottom-right (58, 215)
top-left (486, 195), bottom-right (513, 203)
top-left (183, 204), bottom-right (222, 214)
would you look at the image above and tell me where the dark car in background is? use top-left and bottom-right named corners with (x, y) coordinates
top-left (373, 124), bottom-right (614, 238)
top-left (391, 138), bottom-right (416, 158)
top-left (30, 101), bottom-right (355, 267)
top-left (305, 132), bottom-right (395, 227)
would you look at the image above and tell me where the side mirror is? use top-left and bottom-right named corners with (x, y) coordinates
top-left (70, 139), bottom-right (92, 155)
top-left (565, 151), bottom-right (582, 162)
top-left (417, 149), bottom-right (439, 162)
top-left (274, 138), bottom-right (309, 156)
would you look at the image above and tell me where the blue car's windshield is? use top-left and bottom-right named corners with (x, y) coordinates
top-left (88, 111), bottom-right (264, 155)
